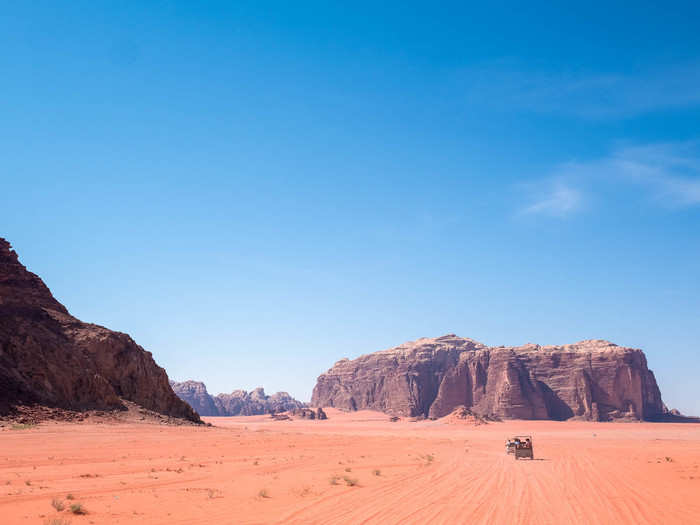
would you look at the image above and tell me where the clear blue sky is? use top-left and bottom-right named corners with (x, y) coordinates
top-left (3, 2), bottom-right (699, 415)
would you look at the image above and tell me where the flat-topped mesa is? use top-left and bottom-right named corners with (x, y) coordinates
top-left (311, 335), bottom-right (667, 422)
top-left (0, 238), bottom-right (200, 422)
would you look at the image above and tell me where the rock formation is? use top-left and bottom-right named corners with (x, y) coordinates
top-left (168, 380), bottom-right (219, 417)
top-left (311, 334), bottom-right (668, 421)
top-left (0, 238), bottom-right (200, 422)
top-left (170, 380), bottom-right (305, 416)
top-left (290, 407), bottom-right (327, 420)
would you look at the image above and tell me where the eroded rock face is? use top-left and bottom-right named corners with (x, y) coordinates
top-left (0, 238), bottom-right (200, 422)
top-left (170, 380), bottom-right (305, 416)
top-left (291, 407), bottom-right (319, 419)
top-left (311, 334), bottom-right (667, 421)
top-left (169, 380), bottom-right (219, 417)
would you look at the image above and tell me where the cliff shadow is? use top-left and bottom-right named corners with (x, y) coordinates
top-left (537, 382), bottom-right (574, 421)
top-left (648, 414), bottom-right (700, 423)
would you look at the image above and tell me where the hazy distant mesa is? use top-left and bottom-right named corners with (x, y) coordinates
top-left (170, 380), bottom-right (305, 417)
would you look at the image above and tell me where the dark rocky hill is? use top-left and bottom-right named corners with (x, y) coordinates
top-left (0, 238), bottom-right (200, 422)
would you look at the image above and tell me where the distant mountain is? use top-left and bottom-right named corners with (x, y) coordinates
top-left (312, 334), bottom-right (669, 421)
top-left (170, 380), bottom-right (305, 416)
top-left (0, 237), bottom-right (200, 423)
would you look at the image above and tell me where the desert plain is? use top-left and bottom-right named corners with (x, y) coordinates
top-left (2, 409), bottom-right (699, 525)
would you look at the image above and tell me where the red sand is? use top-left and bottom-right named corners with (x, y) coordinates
top-left (2, 409), bottom-right (699, 524)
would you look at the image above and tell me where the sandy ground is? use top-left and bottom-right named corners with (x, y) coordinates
top-left (1, 409), bottom-right (699, 525)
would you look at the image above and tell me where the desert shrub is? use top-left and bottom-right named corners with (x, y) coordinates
top-left (44, 519), bottom-right (71, 525)
top-left (343, 476), bottom-right (358, 487)
top-left (69, 503), bottom-right (86, 515)
top-left (372, 469), bottom-right (381, 476)
top-left (66, 493), bottom-right (75, 500)
top-left (11, 423), bottom-right (36, 430)
top-left (329, 475), bottom-right (340, 485)
top-left (258, 488), bottom-right (270, 498)
top-left (344, 467), bottom-right (352, 472)
top-left (420, 454), bottom-right (435, 464)
top-left (51, 498), bottom-right (65, 511)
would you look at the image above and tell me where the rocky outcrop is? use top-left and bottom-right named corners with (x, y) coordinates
top-left (168, 380), bottom-right (219, 417)
top-left (290, 407), bottom-right (327, 420)
top-left (311, 334), bottom-right (667, 421)
top-left (0, 238), bottom-right (200, 422)
top-left (170, 380), bottom-right (305, 416)
top-left (216, 387), bottom-right (303, 416)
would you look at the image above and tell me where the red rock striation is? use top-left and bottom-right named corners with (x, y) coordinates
top-left (311, 334), bottom-right (667, 421)
top-left (0, 238), bottom-right (200, 422)
top-left (170, 381), bottom-right (305, 416)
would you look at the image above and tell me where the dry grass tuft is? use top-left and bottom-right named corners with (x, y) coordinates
top-left (343, 476), bottom-right (358, 487)
top-left (420, 453), bottom-right (435, 465)
top-left (11, 423), bottom-right (36, 430)
top-left (51, 498), bottom-right (65, 511)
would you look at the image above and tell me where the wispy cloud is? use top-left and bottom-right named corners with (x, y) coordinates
top-left (519, 141), bottom-right (700, 217)
top-left (521, 181), bottom-right (583, 217)
top-left (608, 143), bottom-right (700, 205)
top-left (460, 62), bottom-right (700, 119)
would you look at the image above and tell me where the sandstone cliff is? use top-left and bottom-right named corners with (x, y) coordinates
top-left (311, 334), bottom-right (667, 421)
top-left (0, 238), bottom-right (200, 422)
top-left (170, 380), bottom-right (305, 416)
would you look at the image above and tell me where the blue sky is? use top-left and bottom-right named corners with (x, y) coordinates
top-left (2, 2), bottom-right (699, 415)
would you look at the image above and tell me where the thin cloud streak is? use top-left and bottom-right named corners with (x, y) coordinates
top-left (460, 62), bottom-right (700, 119)
top-left (610, 143), bottom-right (700, 206)
top-left (520, 141), bottom-right (700, 217)
top-left (521, 181), bottom-right (583, 217)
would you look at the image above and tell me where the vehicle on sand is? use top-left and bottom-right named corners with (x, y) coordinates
top-left (506, 435), bottom-right (534, 460)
